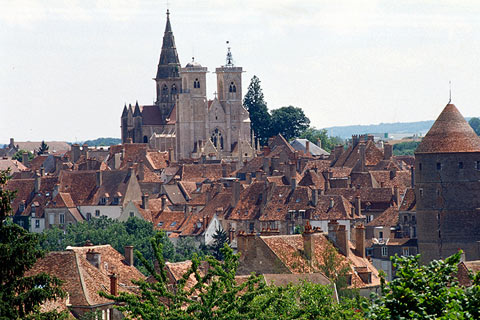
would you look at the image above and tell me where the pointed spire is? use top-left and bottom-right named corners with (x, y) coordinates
top-left (156, 10), bottom-right (181, 80)
top-left (121, 104), bottom-right (128, 117)
top-left (133, 103), bottom-right (141, 117)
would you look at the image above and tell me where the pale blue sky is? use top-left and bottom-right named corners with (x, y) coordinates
top-left (1, 0), bottom-right (480, 142)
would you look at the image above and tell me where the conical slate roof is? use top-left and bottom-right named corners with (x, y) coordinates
top-left (415, 104), bottom-right (480, 154)
top-left (155, 10), bottom-right (181, 80)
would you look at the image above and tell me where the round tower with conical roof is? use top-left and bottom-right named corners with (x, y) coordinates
top-left (415, 103), bottom-right (480, 263)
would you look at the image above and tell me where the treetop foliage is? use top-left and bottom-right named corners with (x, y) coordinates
top-left (469, 117), bottom-right (480, 136)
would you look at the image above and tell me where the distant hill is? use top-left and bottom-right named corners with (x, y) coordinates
top-left (81, 137), bottom-right (121, 147)
top-left (323, 120), bottom-right (435, 139)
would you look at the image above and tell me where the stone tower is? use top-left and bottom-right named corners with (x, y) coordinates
top-left (155, 9), bottom-right (182, 119)
top-left (415, 103), bottom-right (480, 263)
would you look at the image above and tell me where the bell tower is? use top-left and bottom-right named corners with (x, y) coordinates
top-left (154, 10), bottom-right (182, 120)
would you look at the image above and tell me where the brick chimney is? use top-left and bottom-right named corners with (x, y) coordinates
top-left (305, 140), bottom-right (310, 156)
top-left (355, 196), bottom-right (361, 216)
top-left (302, 220), bottom-right (315, 261)
top-left (262, 157), bottom-right (270, 174)
top-left (86, 249), bottom-right (101, 269)
top-left (355, 224), bottom-right (366, 258)
top-left (109, 273), bottom-right (118, 296)
top-left (138, 160), bottom-right (144, 181)
top-left (124, 245), bottom-right (134, 266)
top-left (334, 145), bottom-right (343, 161)
top-left (141, 194), bottom-right (149, 210)
top-left (336, 225), bottom-right (349, 257)
top-left (237, 231), bottom-right (256, 260)
top-left (384, 142), bottom-right (393, 160)
top-left (393, 186), bottom-right (400, 208)
top-left (22, 152), bottom-right (29, 166)
top-left (312, 188), bottom-right (318, 207)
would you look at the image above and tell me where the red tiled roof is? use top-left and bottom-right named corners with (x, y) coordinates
top-left (0, 158), bottom-right (27, 173)
top-left (366, 206), bottom-right (399, 227)
top-left (416, 104), bottom-right (480, 154)
top-left (399, 188), bottom-right (416, 211)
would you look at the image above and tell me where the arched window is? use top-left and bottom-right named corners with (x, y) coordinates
top-left (194, 78), bottom-right (200, 89)
top-left (229, 82), bottom-right (236, 93)
top-left (161, 84), bottom-right (168, 102)
top-left (143, 136), bottom-right (148, 143)
top-left (171, 84), bottom-right (177, 95)
top-left (210, 128), bottom-right (224, 150)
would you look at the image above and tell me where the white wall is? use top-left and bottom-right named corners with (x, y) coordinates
top-left (30, 217), bottom-right (45, 233)
top-left (79, 205), bottom-right (123, 220)
top-left (310, 219), bottom-right (351, 240)
top-left (204, 215), bottom-right (222, 246)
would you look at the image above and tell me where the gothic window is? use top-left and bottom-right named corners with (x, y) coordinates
top-left (171, 84), bottom-right (177, 95)
top-left (229, 82), bottom-right (236, 93)
top-left (161, 84), bottom-right (168, 102)
top-left (210, 128), bottom-right (224, 150)
top-left (194, 78), bottom-right (200, 89)
top-left (143, 136), bottom-right (148, 143)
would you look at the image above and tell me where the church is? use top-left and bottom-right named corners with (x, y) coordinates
top-left (121, 10), bottom-right (255, 162)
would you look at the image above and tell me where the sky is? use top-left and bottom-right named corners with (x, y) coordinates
top-left (2, 0), bottom-right (480, 143)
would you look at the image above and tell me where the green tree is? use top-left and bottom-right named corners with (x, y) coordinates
top-left (366, 251), bottom-right (480, 319)
top-left (0, 169), bottom-right (66, 319)
top-left (243, 76), bottom-right (272, 145)
top-left (392, 141), bottom-right (420, 156)
top-left (469, 117), bottom-right (480, 136)
top-left (299, 127), bottom-right (344, 152)
top-left (270, 106), bottom-right (310, 141)
top-left (36, 141), bottom-right (49, 156)
top-left (12, 150), bottom-right (34, 163)
top-left (209, 227), bottom-right (229, 261)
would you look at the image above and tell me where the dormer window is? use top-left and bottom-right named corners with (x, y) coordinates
top-left (31, 205), bottom-right (36, 217)
top-left (229, 82), bottom-right (236, 93)
top-left (194, 79), bottom-right (200, 89)
top-left (112, 197), bottom-right (119, 205)
top-left (100, 197), bottom-right (107, 205)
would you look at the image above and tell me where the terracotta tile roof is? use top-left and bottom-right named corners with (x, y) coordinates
top-left (58, 171), bottom-right (97, 205)
top-left (165, 260), bottom-right (208, 292)
top-left (334, 140), bottom-right (383, 168)
top-left (0, 158), bottom-right (27, 172)
top-left (227, 182), bottom-right (266, 220)
top-left (235, 157), bottom-right (263, 174)
top-left (260, 185), bottom-right (309, 222)
top-left (301, 160), bottom-right (331, 175)
top-left (366, 206), bottom-right (399, 227)
top-left (146, 151), bottom-right (169, 170)
top-left (48, 192), bottom-right (75, 208)
top-left (181, 163), bottom-right (235, 182)
top-left (458, 261), bottom-right (480, 286)
top-left (326, 187), bottom-right (394, 206)
top-left (261, 273), bottom-right (332, 287)
top-left (26, 245), bottom-right (145, 307)
top-left (153, 210), bottom-right (186, 231)
top-left (310, 195), bottom-right (358, 220)
top-left (162, 184), bottom-right (186, 204)
top-left (299, 169), bottom-right (326, 189)
top-left (5, 178), bottom-right (35, 214)
top-left (416, 104), bottom-right (480, 154)
top-left (260, 234), bottom-right (380, 288)
top-left (399, 188), bottom-right (416, 211)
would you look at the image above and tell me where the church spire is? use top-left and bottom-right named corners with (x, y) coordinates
top-left (155, 10), bottom-right (181, 80)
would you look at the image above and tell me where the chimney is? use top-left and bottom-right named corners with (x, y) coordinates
top-left (359, 142), bottom-right (366, 172)
top-left (71, 144), bottom-right (81, 163)
top-left (22, 152), bottom-right (29, 166)
top-left (109, 273), bottom-right (118, 296)
top-left (231, 180), bottom-right (241, 208)
top-left (138, 161), bottom-right (144, 181)
top-left (40, 166), bottom-right (45, 176)
top-left (124, 245), bottom-right (134, 266)
top-left (34, 172), bottom-right (41, 193)
top-left (168, 148), bottom-right (175, 162)
top-left (393, 186), bottom-right (400, 208)
top-left (355, 196), bottom-right (361, 216)
top-left (312, 188), bottom-right (318, 206)
top-left (336, 225), bottom-right (349, 257)
top-left (384, 143), bottom-right (393, 160)
top-left (410, 167), bottom-right (415, 188)
top-left (334, 145), bottom-right (344, 162)
top-left (237, 231), bottom-right (256, 259)
top-left (222, 163), bottom-right (227, 177)
top-left (9, 138), bottom-right (14, 148)
top-left (302, 221), bottom-right (314, 261)
top-left (289, 162), bottom-right (296, 190)
top-left (355, 224), bottom-right (366, 258)
top-left (86, 249), bottom-right (101, 269)
top-left (262, 157), bottom-right (270, 174)
top-left (96, 171), bottom-right (102, 188)
top-left (161, 195), bottom-right (166, 211)
top-left (329, 197), bottom-right (334, 209)
top-left (327, 220), bottom-right (339, 244)
top-left (142, 194), bottom-right (149, 210)
top-left (305, 140), bottom-right (310, 155)
top-left (263, 146), bottom-right (271, 156)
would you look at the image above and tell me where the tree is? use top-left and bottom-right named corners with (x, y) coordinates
top-left (209, 227), bottom-right (229, 260)
top-left (270, 106), bottom-right (310, 141)
top-left (365, 251), bottom-right (480, 319)
top-left (299, 127), bottom-right (344, 152)
top-left (12, 150), bottom-right (34, 163)
top-left (0, 169), bottom-right (66, 319)
top-left (36, 141), bottom-right (49, 156)
top-left (243, 76), bottom-right (272, 145)
top-left (469, 117), bottom-right (480, 136)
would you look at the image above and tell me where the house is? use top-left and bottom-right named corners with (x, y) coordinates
top-left (26, 244), bottom-right (145, 319)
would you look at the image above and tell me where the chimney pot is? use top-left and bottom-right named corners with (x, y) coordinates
top-left (124, 245), bottom-right (134, 266)
top-left (142, 194), bottom-right (149, 210)
top-left (109, 273), bottom-right (118, 296)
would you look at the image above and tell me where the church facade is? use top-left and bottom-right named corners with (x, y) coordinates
top-left (121, 11), bottom-right (254, 162)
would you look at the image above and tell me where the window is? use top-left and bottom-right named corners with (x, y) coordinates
top-left (59, 214), bottom-right (65, 224)
top-left (412, 215), bottom-right (416, 223)
top-left (112, 197), bottom-right (119, 205)
top-left (402, 247), bottom-right (410, 256)
top-left (379, 231), bottom-right (384, 239)
top-left (459, 161), bottom-right (464, 169)
top-left (436, 162), bottom-right (442, 170)
top-left (157, 222), bottom-right (164, 227)
top-left (87, 212), bottom-right (92, 220)
top-left (95, 210), bottom-right (100, 217)
top-left (476, 161), bottom-right (480, 170)
top-left (100, 197), bottom-right (107, 205)
top-left (143, 136), bottom-right (148, 144)
top-left (229, 82), bottom-right (236, 93)
top-left (49, 214), bottom-right (54, 225)
top-left (413, 226), bottom-right (417, 238)
top-left (35, 219), bottom-right (40, 229)
top-left (171, 84), bottom-right (177, 94)
top-left (194, 78), bottom-right (200, 88)
top-left (381, 246), bottom-right (388, 257)
top-left (161, 84), bottom-right (168, 101)
top-left (249, 222), bottom-right (255, 233)
top-left (129, 212), bottom-right (134, 218)
top-left (403, 216), bottom-right (408, 224)
top-left (170, 221), bottom-right (177, 227)
top-left (419, 163), bottom-right (422, 171)
top-left (419, 188), bottom-right (423, 197)
top-left (31, 206), bottom-right (36, 217)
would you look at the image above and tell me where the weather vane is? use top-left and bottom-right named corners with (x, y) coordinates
top-left (226, 41), bottom-right (234, 67)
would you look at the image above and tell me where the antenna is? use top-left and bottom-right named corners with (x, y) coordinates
top-left (449, 81), bottom-right (452, 104)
